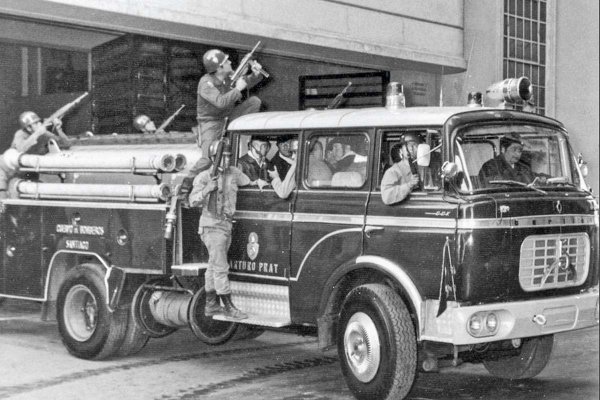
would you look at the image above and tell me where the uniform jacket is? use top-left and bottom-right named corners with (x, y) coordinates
top-left (238, 152), bottom-right (268, 182)
top-left (196, 73), bottom-right (262, 121)
top-left (380, 159), bottom-right (414, 205)
top-left (478, 155), bottom-right (535, 187)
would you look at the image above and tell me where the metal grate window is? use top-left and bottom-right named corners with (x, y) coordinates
top-left (503, 0), bottom-right (547, 115)
top-left (519, 233), bottom-right (590, 292)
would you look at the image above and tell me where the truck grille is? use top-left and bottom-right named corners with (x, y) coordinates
top-left (519, 233), bottom-right (590, 292)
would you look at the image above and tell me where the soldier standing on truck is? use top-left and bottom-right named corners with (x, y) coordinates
top-left (188, 140), bottom-right (251, 320)
top-left (380, 133), bottom-right (421, 205)
top-left (0, 111), bottom-right (70, 199)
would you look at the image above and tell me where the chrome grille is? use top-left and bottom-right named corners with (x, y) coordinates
top-left (519, 233), bottom-right (590, 292)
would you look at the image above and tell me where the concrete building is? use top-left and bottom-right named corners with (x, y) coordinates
top-left (0, 0), bottom-right (597, 193)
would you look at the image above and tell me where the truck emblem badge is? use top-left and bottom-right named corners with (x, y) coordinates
top-left (555, 200), bottom-right (563, 214)
top-left (532, 314), bottom-right (547, 326)
top-left (247, 232), bottom-right (259, 260)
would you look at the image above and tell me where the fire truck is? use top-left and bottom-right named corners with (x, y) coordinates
top-left (0, 77), bottom-right (597, 400)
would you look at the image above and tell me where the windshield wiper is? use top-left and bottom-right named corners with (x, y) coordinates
top-left (488, 180), bottom-right (548, 194)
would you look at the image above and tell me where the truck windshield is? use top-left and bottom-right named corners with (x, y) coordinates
top-left (454, 124), bottom-right (582, 193)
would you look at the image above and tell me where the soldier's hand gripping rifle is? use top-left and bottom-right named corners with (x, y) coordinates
top-left (229, 41), bottom-right (270, 88)
top-left (156, 104), bottom-right (185, 133)
top-left (327, 82), bottom-right (352, 109)
top-left (43, 92), bottom-right (89, 128)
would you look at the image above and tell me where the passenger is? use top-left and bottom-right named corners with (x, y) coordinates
top-left (268, 138), bottom-right (298, 199)
top-left (478, 132), bottom-right (537, 186)
top-left (329, 137), bottom-right (356, 172)
top-left (188, 141), bottom-right (250, 320)
top-left (133, 114), bottom-right (164, 134)
top-left (238, 136), bottom-right (270, 183)
top-left (307, 139), bottom-right (332, 183)
top-left (380, 134), bottom-right (421, 205)
top-left (181, 49), bottom-right (264, 192)
top-left (0, 111), bottom-right (70, 199)
top-left (268, 135), bottom-right (296, 179)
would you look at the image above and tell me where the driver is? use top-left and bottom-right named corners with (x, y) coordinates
top-left (478, 132), bottom-right (536, 187)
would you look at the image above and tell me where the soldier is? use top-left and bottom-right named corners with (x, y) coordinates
top-left (188, 140), bottom-right (252, 320)
top-left (380, 133), bottom-right (421, 205)
top-left (0, 111), bottom-right (70, 198)
top-left (133, 114), bottom-right (164, 134)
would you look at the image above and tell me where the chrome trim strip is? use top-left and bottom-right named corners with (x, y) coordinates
top-left (292, 228), bottom-right (363, 281)
top-left (458, 214), bottom-right (595, 229)
top-left (120, 267), bottom-right (164, 274)
top-left (0, 294), bottom-right (44, 302)
top-left (1, 198), bottom-right (167, 210)
top-left (293, 213), bottom-right (364, 225)
top-left (366, 215), bottom-right (456, 229)
top-left (235, 210), bottom-right (292, 222)
top-left (230, 272), bottom-right (289, 281)
top-left (356, 255), bottom-right (424, 333)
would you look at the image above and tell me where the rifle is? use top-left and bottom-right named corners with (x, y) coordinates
top-left (157, 104), bottom-right (185, 132)
top-left (229, 41), bottom-right (269, 88)
top-left (407, 152), bottom-right (421, 191)
top-left (43, 92), bottom-right (89, 127)
top-left (327, 82), bottom-right (352, 109)
top-left (210, 118), bottom-right (229, 178)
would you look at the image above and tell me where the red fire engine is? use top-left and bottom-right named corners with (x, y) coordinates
top-left (0, 77), bottom-right (597, 400)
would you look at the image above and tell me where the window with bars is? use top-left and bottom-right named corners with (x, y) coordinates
top-left (503, 0), bottom-right (547, 115)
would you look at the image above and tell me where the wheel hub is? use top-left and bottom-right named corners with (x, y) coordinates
top-left (343, 311), bottom-right (381, 382)
top-left (64, 284), bottom-right (98, 342)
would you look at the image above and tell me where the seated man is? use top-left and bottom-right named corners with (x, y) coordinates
top-left (268, 138), bottom-right (298, 199)
top-left (238, 136), bottom-right (270, 182)
top-left (380, 134), bottom-right (421, 205)
top-left (329, 137), bottom-right (356, 173)
top-left (307, 139), bottom-right (332, 184)
top-left (268, 135), bottom-right (296, 179)
top-left (478, 132), bottom-right (535, 187)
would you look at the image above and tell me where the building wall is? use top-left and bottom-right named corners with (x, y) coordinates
top-left (554, 1), bottom-right (599, 196)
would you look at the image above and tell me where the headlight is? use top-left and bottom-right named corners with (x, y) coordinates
top-left (467, 311), bottom-right (501, 337)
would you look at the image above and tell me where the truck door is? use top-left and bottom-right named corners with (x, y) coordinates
top-left (364, 129), bottom-right (456, 299)
top-left (290, 130), bottom-right (372, 323)
top-left (0, 202), bottom-right (44, 298)
top-left (229, 132), bottom-right (297, 283)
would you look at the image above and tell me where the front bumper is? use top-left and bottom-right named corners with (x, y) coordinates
top-left (420, 286), bottom-right (599, 345)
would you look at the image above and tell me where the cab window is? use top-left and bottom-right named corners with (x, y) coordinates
top-left (304, 132), bottom-right (369, 189)
top-left (377, 130), bottom-right (442, 191)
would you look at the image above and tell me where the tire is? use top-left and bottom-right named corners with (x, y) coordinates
top-left (115, 305), bottom-right (150, 357)
top-left (337, 284), bottom-right (417, 400)
top-left (188, 287), bottom-right (238, 345)
top-left (483, 335), bottom-right (554, 379)
top-left (57, 265), bottom-right (127, 360)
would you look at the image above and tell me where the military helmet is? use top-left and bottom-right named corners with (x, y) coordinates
top-left (18, 111), bottom-right (41, 130)
top-left (133, 114), bottom-right (151, 131)
top-left (203, 49), bottom-right (229, 73)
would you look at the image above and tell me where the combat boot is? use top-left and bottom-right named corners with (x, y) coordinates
top-left (219, 293), bottom-right (248, 320)
top-left (204, 290), bottom-right (225, 316)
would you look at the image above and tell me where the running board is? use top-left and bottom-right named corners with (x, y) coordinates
top-left (213, 281), bottom-right (292, 328)
top-left (171, 263), bottom-right (208, 276)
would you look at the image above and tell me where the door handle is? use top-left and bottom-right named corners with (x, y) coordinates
top-left (364, 226), bottom-right (384, 238)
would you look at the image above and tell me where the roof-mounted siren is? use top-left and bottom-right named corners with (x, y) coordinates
top-left (485, 76), bottom-right (534, 110)
top-left (386, 82), bottom-right (406, 110)
top-left (466, 92), bottom-right (483, 107)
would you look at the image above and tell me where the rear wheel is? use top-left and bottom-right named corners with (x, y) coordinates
top-left (483, 335), bottom-right (554, 379)
top-left (115, 304), bottom-right (150, 357)
top-left (188, 287), bottom-right (238, 345)
top-left (338, 284), bottom-right (417, 400)
top-left (57, 265), bottom-right (127, 360)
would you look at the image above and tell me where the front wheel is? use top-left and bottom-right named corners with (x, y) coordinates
top-left (57, 265), bottom-right (127, 360)
top-left (338, 284), bottom-right (417, 400)
top-left (483, 335), bottom-right (554, 379)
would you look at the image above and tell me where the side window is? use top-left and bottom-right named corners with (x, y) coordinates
top-left (378, 130), bottom-right (442, 191)
top-left (305, 132), bottom-right (369, 189)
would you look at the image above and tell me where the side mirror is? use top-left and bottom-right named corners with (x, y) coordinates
top-left (416, 144), bottom-right (431, 167)
top-left (441, 161), bottom-right (459, 180)
top-left (577, 153), bottom-right (589, 178)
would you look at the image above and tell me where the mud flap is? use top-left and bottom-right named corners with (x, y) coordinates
top-left (106, 266), bottom-right (126, 311)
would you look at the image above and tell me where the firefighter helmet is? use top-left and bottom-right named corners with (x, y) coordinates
top-left (203, 49), bottom-right (229, 73)
top-left (133, 114), bottom-right (151, 131)
top-left (18, 111), bottom-right (41, 130)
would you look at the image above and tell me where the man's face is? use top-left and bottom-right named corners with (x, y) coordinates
top-left (219, 58), bottom-right (233, 74)
top-left (503, 143), bottom-right (523, 165)
top-left (278, 140), bottom-right (294, 158)
top-left (251, 140), bottom-right (269, 158)
top-left (332, 143), bottom-right (345, 161)
top-left (25, 120), bottom-right (43, 134)
top-left (289, 140), bottom-right (299, 160)
top-left (404, 141), bottom-right (418, 159)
